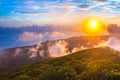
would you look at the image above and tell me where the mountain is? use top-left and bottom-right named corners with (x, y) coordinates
top-left (0, 36), bottom-right (110, 71)
top-left (0, 47), bottom-right (120, 80)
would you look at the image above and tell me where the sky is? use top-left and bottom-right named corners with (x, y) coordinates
top-left (0, 0), bottom-right (120, 50)
top-left (0, 0), bottom-right (120, 27)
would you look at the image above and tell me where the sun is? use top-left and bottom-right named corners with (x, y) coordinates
top-left (89, 20), bottom-right (98, 28)
top-left (82, 17), bottom-right (105, 35)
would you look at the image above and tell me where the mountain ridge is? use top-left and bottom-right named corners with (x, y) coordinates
top-left (0, 36), bottom-right (111, 71)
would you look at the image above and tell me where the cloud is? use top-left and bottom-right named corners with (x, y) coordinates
top-left (12, 11), bottom-right (50, 15)
top-left (41, 31), bottom-right (67, 41)
top-left (78, 4), bottom-right (90, 8)
top-left (72, 46), bottom-right (87, 53)
top-left (18, 32), bottom-right (43, 42)
top-left (39, 50), bottom-right (45, 57)
top-left (51, 7), bottom-right (71, 14)
top-left (18, 31), bottom-right (67, 43)
top-left (10, 0), bottom-right (111, 15)
top-left (29, 5), bottom-right (40, 10)
top-left (14, 48), bottom-right (22, 56)
top-left (93, 37), bottom-right (120, 51)
top-left (28, 43), bottom-right (42, 58)
top-left (74, 0), bottom-right (110, 11)
top-left (48, 40), bottom-right (70, 57)
top-left (93, 0), bottom-right (108, 2)
top-left (107, 24), bottom-right (120, 34)
top-left (106, 37), bottom-right (120, 51)
top-left (13, 42), bottom-right (45, 58)
top-left (51, 31), bottom-right (66, 38)
top-left (45, 2), bottom-right (73, 14)
top-left (73, 0), bottom-right (120, 13)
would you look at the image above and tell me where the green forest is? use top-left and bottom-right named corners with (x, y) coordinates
top-left (0, 47), bottom-right (120, 80)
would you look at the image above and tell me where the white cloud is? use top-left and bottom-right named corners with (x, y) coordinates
top-left (72, 46), bottom-right (87, 53)
top-left (39, 50), bottom-right (45, 57)
top-left (18, 32), bottom-right (43, 42)
top-left (14, 48), bottom-right (22, 56)
top-left (94, 37), bottom-right (120, 51)
top-left (51, 31), bottom-right (66, 38)
top-left (48, 40), bottom-right (70, 57)
top-left (28, 47), bottom-right (38, 58)
top-left (28, 43), bottom-right (42, 58)
top-left (18, 31), bottom-right (67, 43)
top-left (107, 37), bottom-right (120, 51)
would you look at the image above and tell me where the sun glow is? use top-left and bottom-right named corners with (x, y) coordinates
top-left (82, 17), bottom-right (105, 35)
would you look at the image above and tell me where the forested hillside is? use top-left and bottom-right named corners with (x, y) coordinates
top-left (0, 47), bottom-right (120, 80)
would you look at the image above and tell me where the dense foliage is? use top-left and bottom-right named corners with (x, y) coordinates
top-left (0, 47), bottom-right (120, 80)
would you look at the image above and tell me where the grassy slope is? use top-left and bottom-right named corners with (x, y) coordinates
top-left (0, 47), bottom-right (120, 80)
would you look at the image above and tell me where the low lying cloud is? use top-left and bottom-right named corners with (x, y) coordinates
top-left (107, 37), bottom-right (120, 51)
top-left (14, 48), bottom-right (22, 56)
top-left (18, 31), bottom-right (66, 43)
top-left (28, 43), bottom-right (42, 58)
top-left (18, 32), bottom-right (42, 42)
top-left (48, 40), bottom-right (70, 57)
top-left (94, 37), bottom-right (120, 51)
top-left (13, 43), bottom-right (46, 58)
top-left (51, 31), bottom-right (66, 38)
top-left (72, 46), bottom-right (87, 53)
top-left (48, 37), bottom-right (120, 57)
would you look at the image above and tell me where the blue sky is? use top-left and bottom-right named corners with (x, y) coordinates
top-left (0, 0), bottom-right (120, 27)
top-left (0, 0), bottom-right (120, 50)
